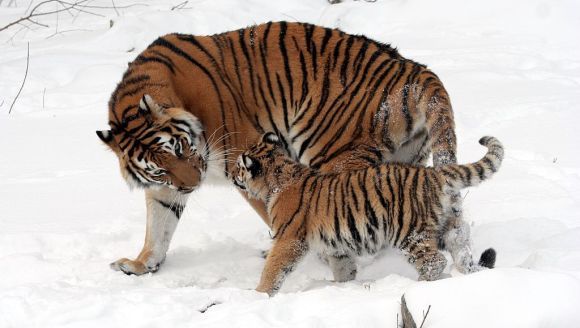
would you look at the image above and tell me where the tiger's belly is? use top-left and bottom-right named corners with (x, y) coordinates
top-left (308, 216), bottom-right (391, 257)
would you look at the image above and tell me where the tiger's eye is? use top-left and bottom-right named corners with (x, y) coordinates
top-left (152, 169), bottom-right (166, 176)
top-left (175, 142), bottom-right (183, 158)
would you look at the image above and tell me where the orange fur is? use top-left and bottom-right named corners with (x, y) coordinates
top-left (98, 22), bottom-right (459, 275)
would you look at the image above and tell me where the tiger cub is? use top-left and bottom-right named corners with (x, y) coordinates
top-left (233, 132), bottom-right (503, 296)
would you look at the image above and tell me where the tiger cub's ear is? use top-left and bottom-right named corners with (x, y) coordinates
top-left (96, 130), bottom-right (119, 151)
top-left (262, 132), bottom-right (280, 145)
top-left (242, 154), bottom-right (262, 177)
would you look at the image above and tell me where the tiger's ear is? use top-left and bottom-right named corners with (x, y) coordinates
top-left (243, 154), bottom-right (254, 168)
top-left (189, 115), bottom-right (204, 137)
top-left (262, 132), bottom-right (280, 145)
top-left (243, 154), bottom-right (262, 177)
top-left (96, 130), bottom-right (119, 151)
top-left (139, 94), bottom-right (164, 118)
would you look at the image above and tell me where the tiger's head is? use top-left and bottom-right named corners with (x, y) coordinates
top-left (233, 132), bottom-right (302, 201)
top-left (96, 94), bottom-right (207, 193)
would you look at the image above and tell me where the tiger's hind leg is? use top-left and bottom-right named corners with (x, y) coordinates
top-left (110, 187), bottom-right (188, 275)
top-left (402, 230), bottom-right (447, 281)
top-left (388, 127), bottom-right (431, 166)
top-left (418, 90), bottom-right (479, 273)
top-left (328, 253), bottom-right (357, 282)
top-left (256, 237), bottom-right (308, 296)
top-left (442, 217), bottom-right (482, 273)
top-left (443, 217), bottom-right (497, 273)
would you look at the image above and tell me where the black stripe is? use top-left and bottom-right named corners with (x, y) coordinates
top-left (346, 204), bottom-right (362, 248)
top-left (332, 38), bottom-right (344, 71)
top-left (298, 49), bottom-right (309, 111)
top-left (473, 163), bottom-right (485, 181)
top-left (482, 157), bottom-right (497, 173)
top-left (320, 28), bottom-right (333, 55)
top-left (262, 22), bottom-right (273, 53)
top-left (339, 36), bottom-right (355, 85)
top-left (393, 167), bottom-right (408, 246)
top-left (237, 29), bottom-right (259, 106)
top-left (384, 168), bottom-right (396, 242)
top-left (302, 23), bottom-right (317, 76)
top-left (259, 36), bottom-right (278, 107)
top-left (278, 21), bottom-right (294, 116)
top-left (276, 73), bottom-right (290, 132)
top-left (133, 55), bottom-right (176, 74)
top-left (297, 59), bottom-right (331, 158)
top-left (227, 37), bottom-right (245, 97)
top-left (156, 199), bottom-right (184, 219)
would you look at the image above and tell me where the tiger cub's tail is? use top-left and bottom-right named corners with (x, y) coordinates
top-left (439, 136), bottom-right (504, 190)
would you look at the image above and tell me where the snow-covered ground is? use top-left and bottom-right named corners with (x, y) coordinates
top-left (1, 0), bottom-right (580, 327)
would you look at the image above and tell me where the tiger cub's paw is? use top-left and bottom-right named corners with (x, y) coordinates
top-left (110, 258), bottom-right (160, 275)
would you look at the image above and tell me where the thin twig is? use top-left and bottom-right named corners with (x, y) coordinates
top-left (419, 305), bottom-right (431, 328)
top-left (110, 0), bottom-right (119, 16)
top-left (198, 301), bottom-right (220, 313)
top-left (25, 0), bottom-right (35, 12)
top-left (9, 42), bottom-right (30, 115)
top-left (463, 190), bottom-right (470, 200)
top-left (6, 24), bottom-right (30, 45)
top-left (0, 0), bottom-right (147, 32)
top-left (59, 0), bottom-right (146, 9)
top-left (27, 18), bottom-right (50, 28)
top-left (281, 12), bottom-right (299, 22)
top-left (57, 0), bottom-right (76, 17)
top-left (46, 27), bottom-right (91, 39)
top-left (400, 295), bottom-right (417, 328)
top-left (54, 1), bottom-right (59, 35)
top-left (0, 0), bottom-right (88, 32)
top-left (171, 1), bottom-right (190, 10)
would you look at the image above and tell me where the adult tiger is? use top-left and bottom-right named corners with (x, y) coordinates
top-left (97, 21), bottom-right (464, 277)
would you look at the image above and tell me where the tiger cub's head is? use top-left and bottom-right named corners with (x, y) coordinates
top-left (96, 94), bottom-right (207, 193)
top-left (232, 132), bottom-right (288, 200)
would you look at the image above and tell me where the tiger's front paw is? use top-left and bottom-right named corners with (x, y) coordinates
top-left (255, 286), bottom-right (276, 297)
top-left (110, 258), bottom-right (160, 275)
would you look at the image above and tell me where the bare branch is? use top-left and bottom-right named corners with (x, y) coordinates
top-left (463, 190), bottom-right (470, 200)
top-left (5, 24), bottom-right (30, 45)
top-left (27, 18), bottom-right (50, 28)
top-left (58, 0), bottom-right (146, 10)
top-left (400, 295), bottom-right (417, 328)
top-left (400, 295), bottom-right (431, 328)
top-left (171, 1), bottom-right (190, 10)
top-left (110, 0), bottom-right (119, 16)
top-left (281, 12), bottom-right (299, 22)
top-left (9, 42), bottom-right (30, 114)
top-left (0, 0), bottom-right (147, 33)
top-left (198, 301), bottom-right (220, 313)
top-left (419, 305), bottom-right (431, 328)
top-left (0, 0), bottom-right (85, 32)
top-left (46, 27), bottom-right (91, 39)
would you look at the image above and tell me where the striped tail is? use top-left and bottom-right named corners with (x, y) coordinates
top-left (439, 136), bottom-right (504, 190)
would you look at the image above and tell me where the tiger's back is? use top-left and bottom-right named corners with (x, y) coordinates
top-left (118, 22), bottom-right (456, 174)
